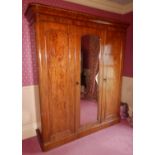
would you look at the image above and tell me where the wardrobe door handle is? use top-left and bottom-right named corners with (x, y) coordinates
top-left (76, 81), bottom-right (79, 85)
top-left (103, 78), bottom-right (107, 81)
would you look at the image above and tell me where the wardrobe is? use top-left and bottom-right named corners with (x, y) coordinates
top-left (25, 3), bottom-right (128, 151)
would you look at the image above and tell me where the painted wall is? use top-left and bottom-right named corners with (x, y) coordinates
top-left (122, 12), bottom-right (133, 77)
top-left (22, 0), bottom-right (133, 139)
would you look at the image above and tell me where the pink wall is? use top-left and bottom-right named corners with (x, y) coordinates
top-left (22, 0), bottom-right (133, 86)
top-left (122, 12), bottom-right (133, 77)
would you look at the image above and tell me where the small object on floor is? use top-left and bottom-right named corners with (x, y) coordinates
top-left (127, 113), bottom-right (133, 127)
top-left (120, 102), bottom-right (129, 119)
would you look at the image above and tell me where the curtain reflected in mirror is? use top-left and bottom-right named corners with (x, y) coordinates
top-left (80, 35), bottom-right (100, 126)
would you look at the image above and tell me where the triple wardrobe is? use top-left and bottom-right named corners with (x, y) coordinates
top-left (25, 3), bottom-right (128, 151)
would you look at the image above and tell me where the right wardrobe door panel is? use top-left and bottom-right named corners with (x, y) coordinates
top-left (103, 27), bottom-right (125, 121)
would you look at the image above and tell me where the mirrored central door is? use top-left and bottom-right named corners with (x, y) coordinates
top-left (80, 35), bottom-right (100, 126)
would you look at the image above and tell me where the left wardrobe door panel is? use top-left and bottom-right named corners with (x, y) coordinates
top-left (37, 22), bottom-right (76, 143)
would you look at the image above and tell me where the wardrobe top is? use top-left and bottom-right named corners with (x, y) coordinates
top-left (25, 3), bottom-right (129, 28)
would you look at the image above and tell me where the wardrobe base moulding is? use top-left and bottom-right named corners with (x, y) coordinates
top-left (36, 118), bottom-right (120, 151)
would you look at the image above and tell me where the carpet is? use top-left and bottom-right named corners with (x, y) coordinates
top-left (22, 120), bottom-right (132, 155)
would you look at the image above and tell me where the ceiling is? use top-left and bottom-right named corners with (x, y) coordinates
top-left (64, 0), bottom-right (133, 14)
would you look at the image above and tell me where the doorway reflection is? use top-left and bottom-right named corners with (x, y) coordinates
top-left (80, 35), bottom-right (100, 126)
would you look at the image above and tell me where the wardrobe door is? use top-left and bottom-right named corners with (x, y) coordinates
top-left (38, 22), bottom-right (76, 143)
top-left (103, 27), bottom-right (125, 121)
top-left (75, 26), bottom-right (103, 129)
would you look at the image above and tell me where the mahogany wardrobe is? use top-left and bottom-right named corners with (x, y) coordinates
top-left (25, 3), bottom-right (128, 151)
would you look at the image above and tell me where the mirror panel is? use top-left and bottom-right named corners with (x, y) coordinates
top-left (80, 35), bottom-right (100, 126)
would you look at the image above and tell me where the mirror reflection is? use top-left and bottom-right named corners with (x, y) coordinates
top-left (80, 35), bottom-right (100, 126)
